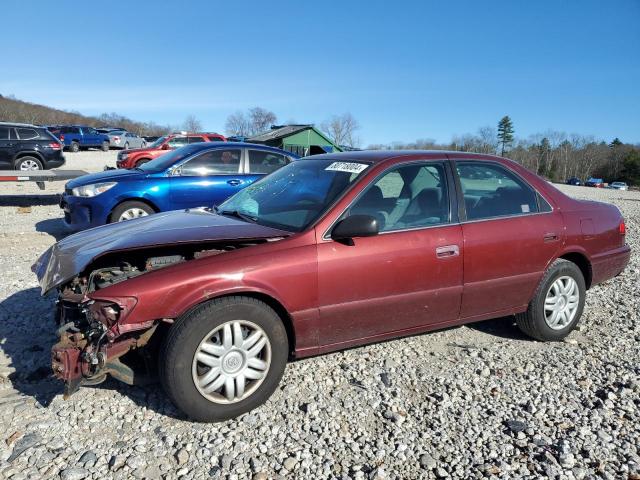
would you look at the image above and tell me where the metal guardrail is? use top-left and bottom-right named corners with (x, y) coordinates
top-left (0, 170), bottom-right (88, 190)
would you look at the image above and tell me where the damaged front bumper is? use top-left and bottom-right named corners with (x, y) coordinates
top-left (51, 294), bottom-right (158, 398)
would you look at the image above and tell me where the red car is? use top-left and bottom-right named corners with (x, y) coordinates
top-left (116, 132), bottom-right (225, 169)
top-left (35, 151), bottom-right (630, 422)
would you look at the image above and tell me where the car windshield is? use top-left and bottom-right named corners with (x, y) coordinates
top-left (217, 159), bottom-right (370, 232)
top-left (148, 135), bottom-right (169, 148)
top-left (137, 144), bottom-right (205, 172)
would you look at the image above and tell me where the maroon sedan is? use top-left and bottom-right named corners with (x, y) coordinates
top-left (34, 151), bottom-right (630, 421)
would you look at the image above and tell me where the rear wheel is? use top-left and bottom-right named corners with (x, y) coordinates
top-left (110, 200), bottom-right (155, 222)
top-left (15, 156), bottom-right (43, 171)
top-left (101, 141), bottom-right (109, 152)
top-left (70, 141), bottom-right (80, 153)
top-left (516, 259), bottom-right (586, 341)
top-left (160, 297), bottom-right (288, 422)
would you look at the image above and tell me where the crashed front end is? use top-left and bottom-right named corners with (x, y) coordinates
top-left (50, 263), bottom-right (161, 397)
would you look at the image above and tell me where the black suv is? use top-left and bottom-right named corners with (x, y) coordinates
top-left (0, 122), bottom-right (65, 170)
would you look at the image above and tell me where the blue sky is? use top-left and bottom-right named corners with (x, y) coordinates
top-left (1, 0), bottom-right (638, 145)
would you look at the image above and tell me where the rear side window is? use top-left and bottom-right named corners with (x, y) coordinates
top-left (16, 128), bottom-right (40, 140)
top-left (248, 150), bottom-right (289, 174)
top-left (0, 127), bottom-right (10, 140)
top-left (456, 162), bottom-right (538, 220)
top-left (187, 136), bottom-right (205, 144)
top-left (61, 126), bottom-right (80, 134)
top-left (180, 149), bottom-right (242, 175)
top-left (206, 135), bottom-right (224, 142)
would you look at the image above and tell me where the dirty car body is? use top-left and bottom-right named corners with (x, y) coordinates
top-left (34, 151), bottom-right (631, 420)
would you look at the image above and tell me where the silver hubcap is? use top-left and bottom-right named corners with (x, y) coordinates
top-left (544, 276), bottom-right (579, 330)
top-left (192, 320), bottom-right (271, 404)
top-left (118, 208), bottom-right (149, 221)
top-left (20, 160), bottom-right (40, 171)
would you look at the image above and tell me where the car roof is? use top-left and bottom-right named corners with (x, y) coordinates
top-left (184, 141), bottom-right (300, 157)
top-left (0, 121), bottom-right (40, 128)
top-left (297, 150), bottom-right (510, 164)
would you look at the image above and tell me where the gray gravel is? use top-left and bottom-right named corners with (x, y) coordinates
top-left (0, 170), bottom-right (638, 479)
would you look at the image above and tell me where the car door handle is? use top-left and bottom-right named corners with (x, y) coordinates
top-left (227, 179), bottom-right (241, 186)
top-left (543, 233), bottom-right (559, 242)
top-left (436, 245), bottom-right (460, 258)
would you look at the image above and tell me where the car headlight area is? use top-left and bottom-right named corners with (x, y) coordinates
top-left (72, 182), bottom-right (117, 197)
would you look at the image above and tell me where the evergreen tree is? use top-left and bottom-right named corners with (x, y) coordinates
top-left (609, 137), bottom-right (623, 148)
top-left (497, 116), bottom-right (514, 156)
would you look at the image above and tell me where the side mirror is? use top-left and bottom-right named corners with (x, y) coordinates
top-left (161, 143), bottom-right (171, 150)
top-left (331, 215), bottom-right (378, 244)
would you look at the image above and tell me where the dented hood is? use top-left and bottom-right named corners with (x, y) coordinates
top-left (33, 208), bottom-right (290, 294)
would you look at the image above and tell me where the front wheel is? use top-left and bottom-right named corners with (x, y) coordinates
top-left (159, 297), bottom-right (289, 422)
top-left (110, 200), bottom-right (155, 222)
top-left (516, 259), bottom-right (586, 341)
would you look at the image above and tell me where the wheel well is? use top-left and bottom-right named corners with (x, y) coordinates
top-left (178, 292), bottom-right (297, 357)
top-left (14, 151), bottom-right (44, 162)
top-left (559, 252), bottom-right (592, 289)
top-left (108, 198), bottom-right (159, 222)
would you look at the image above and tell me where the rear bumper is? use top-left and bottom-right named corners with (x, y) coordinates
top-left (591, 244), bottom-right (631, 286)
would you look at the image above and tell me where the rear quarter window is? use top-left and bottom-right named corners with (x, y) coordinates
top-left (16, 128), bottom-right (40, 140)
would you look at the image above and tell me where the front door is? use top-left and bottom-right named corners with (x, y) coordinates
top-left (454, 161), bottom-right (564, 319)
top-left (169, 147), bottom-right (246, 210)
top-left (0, 126), bottom-right (14, 168)
top-left (317, 161), bottom-right (464, 347)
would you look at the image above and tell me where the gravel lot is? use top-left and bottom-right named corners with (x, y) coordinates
top-left (0, 153), bottom-right (638, 479)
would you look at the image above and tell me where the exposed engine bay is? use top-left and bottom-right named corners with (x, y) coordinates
top-left (51, 240), bottom-right (266, 397)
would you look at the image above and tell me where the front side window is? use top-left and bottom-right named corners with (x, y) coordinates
top-left (167, 136), bottom-right (188, 148)
top-left (248, 150), bottom-right (289, 174)
top-left (180, 149), bottom-right (241, 175)
top-left (16, 128), bottom-right (39, 140)
top-left (349, 163), bottom-right (450, 232)
top-left (456, 162), bottom-right (538, 220)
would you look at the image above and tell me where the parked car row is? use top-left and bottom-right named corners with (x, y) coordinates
top-left (566, 177), bottom-right (628, 190)
top-left (35, 150), bottom-right (631, 422)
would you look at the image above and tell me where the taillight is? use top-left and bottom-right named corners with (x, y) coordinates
top-left (49, 142), bottom-right (62, 150)
top-left (59, 134), bottom-right (64, 142)
top-left (113, 136), bottom-right (120, 142)
top-left (619, 220), bottom-right (626, 235)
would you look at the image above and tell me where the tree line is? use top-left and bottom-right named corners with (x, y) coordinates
top-left (368, 115), bottom-right (640, 186)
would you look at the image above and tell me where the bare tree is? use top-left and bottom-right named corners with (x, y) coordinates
top-left (225, 111), bottom-right (250, 136)
top-left (248, 107), bottom-right (277, 135)
top-left (183, 114), bottom-right (203, 132)
top-left (321, 113), bottom-right (361, 147)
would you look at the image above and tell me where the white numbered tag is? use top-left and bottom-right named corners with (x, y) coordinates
top-left (325, 162), bottom-right (368, 174)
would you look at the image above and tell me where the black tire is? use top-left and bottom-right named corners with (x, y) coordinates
top-left (70, 141), bottom-right (80, 153)
top-left (14, 156), bottom-right (44, 171)
top-left (101, 141), bottom-right (109, 152)
top-left (516, 259), bottom-right (586, 341)
top-left (124, 142), bottom-right (129, 150)
top-left (109, 200), bottom-right (155, 223)
top-left (159, 296), bottom-right (289, 422)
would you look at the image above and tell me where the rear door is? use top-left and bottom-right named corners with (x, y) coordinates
top-left (169, 147), bottom-right (245, 209)
top-left (244, 149), bottom-right (291, 184)
top-left (454, 160), bottom-right (563, 319)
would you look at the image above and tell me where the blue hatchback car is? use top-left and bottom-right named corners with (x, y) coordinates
top-left (61, 142), bottom-right (299, 230)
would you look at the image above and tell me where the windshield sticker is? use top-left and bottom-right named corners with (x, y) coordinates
top-left (521, 204), bottom-right (530, 213)
top-left (325, 162), bottom-right (368, 174)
